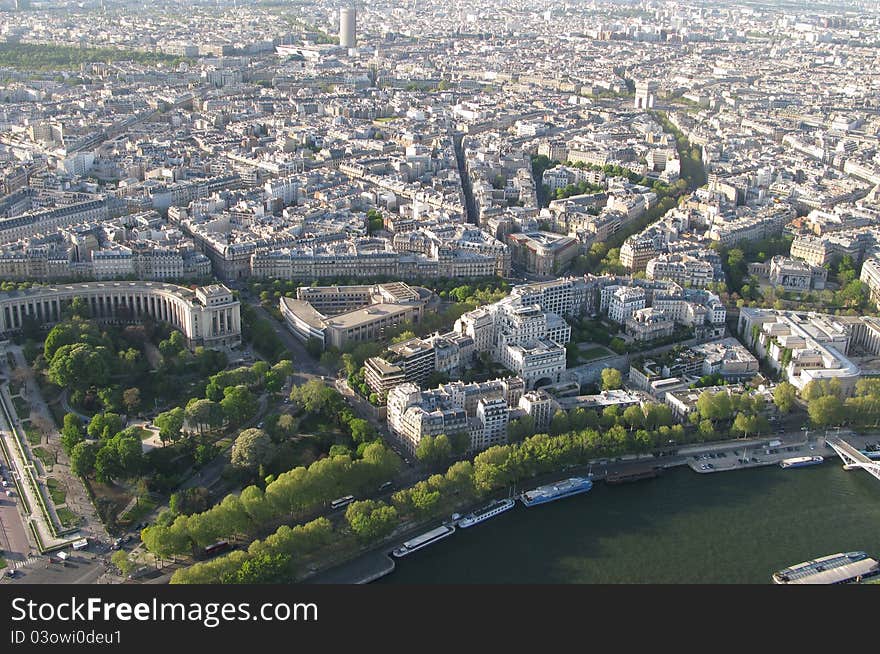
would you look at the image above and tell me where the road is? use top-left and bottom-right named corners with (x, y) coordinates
top-left (0, 495), bottom-right (32, 570)
top-left (2, 551), bottom-right (108, 585)
top-left (250, 301), bottom-right (324, 377)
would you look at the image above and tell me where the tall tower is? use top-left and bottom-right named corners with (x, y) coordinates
top-left (339, 4), bottom-right (357, 49)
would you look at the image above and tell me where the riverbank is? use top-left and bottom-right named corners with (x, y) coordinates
top-left (309, 430), bottom-right (878, 583)
top-left (382, 455), bottom-right (880, 584)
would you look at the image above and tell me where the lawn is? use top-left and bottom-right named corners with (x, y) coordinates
top-left (46, 478), bottom-right (66, 505)
top-left (31, 446), bottom-right (54, 469)
top-left (578, 345), bottom-right (614, 361)
top-left (56, 507), bottom-right (80, 529)
top-left (119, 496), bottom-right (157, 527)
top-left (23, 422), bottom-right (41, 445)
top-left (0, 555), bottom-right (5, 569)
top-left (12, 395), bottom-right (30, 420)
top-left (299, 414), bottom-right (344, 438)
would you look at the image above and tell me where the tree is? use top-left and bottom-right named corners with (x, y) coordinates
top-left (345, 500), bottom-right (399, 542)
top-left (731, 412), bottom-right (758, 438)
top-left (66, 296), bottom-right (90, 320)
top-left (773, 382), bottom-right (797, 415)
top-left (623, 405), bottom-right (644, 429)
top-left (289, 380), bottom-right (343, 416)
top-left (141, 522), bottom-right (192, 560)
top-left (95, 432), bottom-right (144, 483)
top-left (231, 428), bottom-right (276, 473)
top-left (87, 412), bottom-right (122, 440)
top-left (808, 395), bottom-right (844, 427)
top-left (122, 387), bottom-right (141, 415)
top-left (644, 403), bottom-right (673, 430)
top-left (154, 407), bottom-right (185, 444)
top-left (348, 418), bottom-right (376, 444)
top-left (391, 330), bottom-right (417, 344)
top-left (111, 550), bottom-right (135, 576)
top-left (97, 386), bottom-right (123, 413)
top-left (170, 487), bottom-right (212, 516)
top-left (221, 385), bottom-right (258, 426)
top-left (507, 416), bottom-right (534, 444)
top-left (408, 485), bottom-right (441, 517)
top-left (48, 343), bottom-right (112, 390)
top-left (601, 367), bottom-right (622, 391)
top-left (415, 434), bottom-right (452, 468)
top-left (224, 553), bottom-right (293, 584)
top-left (70, 441), bottom-right (98, 477)
top-left (549, 410), bottom-right (570, 436)
top-left (276, 413), bottom-right (296, 436)
top-left (185, 398), bottom-right (223, 434)
top-left (60, 413), bottom-right (85, 455)
top-left (44, 318), bottom-right (105, 360)
top-left (159, 330), bottom-right (187, 358)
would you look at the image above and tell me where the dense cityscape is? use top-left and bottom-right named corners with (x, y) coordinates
top-left (0, 0), bottom-right (878, 587)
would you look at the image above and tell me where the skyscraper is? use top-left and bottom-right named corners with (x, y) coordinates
top-left (340, 5), bottom-right (357, 49)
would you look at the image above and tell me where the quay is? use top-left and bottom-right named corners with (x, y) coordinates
top-left (685, 431), bottom-right (876, 474)
top-left (304, 549), bottom-right (395, 584)
top-left (306, 430), bottom-right (878, 583)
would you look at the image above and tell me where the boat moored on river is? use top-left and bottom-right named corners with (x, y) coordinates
top-left (772, 551), bottom-right (880, 584)
top-left (779, 456), bottom-right (824, 469)
top-left (392, 525), bottom-right (456, 558)
top-left (520, 477), bottom-right (592, 507)
top-left (458, 498), bottom-right (516, 528)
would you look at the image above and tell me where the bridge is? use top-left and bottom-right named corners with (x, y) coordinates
top-left (826, 437), bottom-right (880, 482)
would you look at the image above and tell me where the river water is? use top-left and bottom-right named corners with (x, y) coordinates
top-left (380, 462), bottom-right (880, 583)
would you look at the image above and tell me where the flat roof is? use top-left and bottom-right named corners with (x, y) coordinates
top-left (327, 303), bottom-right (416, 329)
top-left (280, 297), bottom-right (327, 330)
top-left (780, 558), bottom-right (879, 584)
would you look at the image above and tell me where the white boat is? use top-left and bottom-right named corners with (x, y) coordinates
top-left (392, 524), bottom-right (456, 558)
top-left (779, 456), bottom-right (824, 469)
top-left (458, 498), bottom-right (516, 528)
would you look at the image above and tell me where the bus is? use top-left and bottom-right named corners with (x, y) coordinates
top-left (330, 495), bottom-right (355, 510)
top-left (203, 541), bottom-right (230, 558)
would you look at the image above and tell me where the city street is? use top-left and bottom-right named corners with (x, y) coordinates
top-left (0, 495), bottom-right (32, 570)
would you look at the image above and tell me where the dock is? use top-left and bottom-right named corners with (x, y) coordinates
top-left (605, 464), bottom-right (662, 484)
top-left (304, 549), bottom-right (395, 584)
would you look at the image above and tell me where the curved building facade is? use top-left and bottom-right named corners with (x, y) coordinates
top-left (0, 281), bottom-right (241, 348)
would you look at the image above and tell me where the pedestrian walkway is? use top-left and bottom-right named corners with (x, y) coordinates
top-left (11, 555), bottom-right (41, 569)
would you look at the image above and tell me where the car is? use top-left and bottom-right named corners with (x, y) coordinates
top-left (1, 480), bottom-right (8, 487)
top-left (5, 569), bottom-right (16, 578)
top-left (378, 481), bottom-right (393, 491)
top-left (5, 490), bottom-right (13, 497)
top-left (257, 421), bottom-right (264, 428)
top-left (706, 463), bottom-right (714, 469)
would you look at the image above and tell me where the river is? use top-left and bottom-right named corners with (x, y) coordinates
top-left (379, 462), bottom-right (880, 583)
